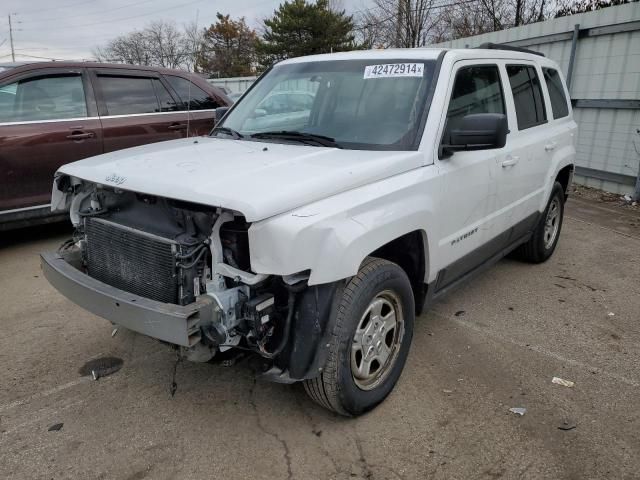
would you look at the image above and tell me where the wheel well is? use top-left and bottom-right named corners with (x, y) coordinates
top-left (370, 230), bottom-right (427, 315)
top-left (555, 165), bottom-right (574, 200)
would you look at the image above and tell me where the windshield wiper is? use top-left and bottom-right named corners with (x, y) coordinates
top-left (250, 131), bottom-right (340, 148)
top-left (211, 126), bottom-right (244, 139)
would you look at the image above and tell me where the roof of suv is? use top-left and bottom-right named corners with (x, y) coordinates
top-left (278, 47), bottom-right (551, 65)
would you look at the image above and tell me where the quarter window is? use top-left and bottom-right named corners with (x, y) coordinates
top-left (97, 75), bottom-right (161, 116)
top-left (506, 65), bottom-right (547, 130)
top-left (446, 65), bottom-right (505, 132)
top-left (542, 68), bottom-right (569, 119)
top-left (164, 75), bottom-right (221, 110)
top-left (152, 78), bottom-right (179, 112)
top-left (0, 74), bottom-right (87, 123)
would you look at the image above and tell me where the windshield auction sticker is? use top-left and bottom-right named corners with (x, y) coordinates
top-left (364, 63), bottom-right (424, 79)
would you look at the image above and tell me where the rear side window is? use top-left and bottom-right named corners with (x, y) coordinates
top-left (506, 65), bottom-right (547, 130)
top-left (0, 74), bottom-right (87, 123)
top-left (446, 65), bottom-right (505, 131)
top-left (165, 75), bottom-right (221, 110)
top-left (97, 75), bottom-right (160, 116)
top-left (543, 68), bottom-right (569, 119)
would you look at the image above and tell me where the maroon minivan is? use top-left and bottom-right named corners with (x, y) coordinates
top-left (0, 62), bottom-right (230, 230)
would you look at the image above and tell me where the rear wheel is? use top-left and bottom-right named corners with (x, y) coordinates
top-left (514, 181), bottom-right (565, 263)
top-left (303, 257), bottom-right (414, 416)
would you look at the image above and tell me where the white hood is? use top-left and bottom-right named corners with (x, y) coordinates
top-left (58, 137), bottom-right (423, 222)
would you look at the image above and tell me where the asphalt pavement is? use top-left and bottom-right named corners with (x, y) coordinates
top-left (1, 195), bottom-right (638, 480)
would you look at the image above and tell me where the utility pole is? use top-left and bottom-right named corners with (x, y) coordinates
top-left (8, 14), bottom-right (15, 62)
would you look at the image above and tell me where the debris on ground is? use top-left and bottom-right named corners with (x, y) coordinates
top-left (454, 310), bottom-right (465, 317)
top-left (509, 407), bottom-right (527, 416)
top-left (442, 389), bottom-right (454, 394)
top-left (78, 356), bottom-right (124, 380)
top-left (111, 328), bottom-right (118, 337)
top-left (48, 423), bottom-right (64, 432)
top-left (571, 184), bottom-right (640, 212)
top-left (558, 420), bottom-right (577, 431)
top-left (608, 312), bottom-right (615, 317)
top-left (552, 377), bottom-right (575, 388)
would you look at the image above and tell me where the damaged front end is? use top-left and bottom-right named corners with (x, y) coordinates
top-left (43, 175), bottom-right (337, 381)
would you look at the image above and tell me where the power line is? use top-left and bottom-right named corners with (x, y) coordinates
top-left (19, 0), bottom-right (208, 32)
top-left (13, 0), bottom-right (100, 16)
top-left (353, 0), bottom-right (478, 32)
top-left (17, 0), bottom-right (158, 24)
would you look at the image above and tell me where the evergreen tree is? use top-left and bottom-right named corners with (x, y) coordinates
top-left (256, 0), bottom-right (358, 70)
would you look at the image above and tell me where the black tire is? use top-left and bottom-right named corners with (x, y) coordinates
top-left (514, 181), bottom-right (565, 263)
top-left (303, 257), bottom-right (415, 416)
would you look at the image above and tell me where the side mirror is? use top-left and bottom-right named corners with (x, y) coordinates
top-left (440, 113), bottom-right (508, 158)
top-left (215, 107), bottom-right (229, 124)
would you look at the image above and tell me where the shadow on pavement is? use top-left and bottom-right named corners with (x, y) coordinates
top-left (0, 221), bottom-right (72, 250)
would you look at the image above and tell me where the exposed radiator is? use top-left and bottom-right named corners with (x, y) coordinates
top-left (84, 217), bottom-right (179, 304)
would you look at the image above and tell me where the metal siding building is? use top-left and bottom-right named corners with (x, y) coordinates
top-left (430, 3), bottom-right (640, 196)
top-left (207, 76), bottom-right (258, 94)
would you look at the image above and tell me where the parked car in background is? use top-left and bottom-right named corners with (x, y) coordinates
top-left (244, 90), bottom-right (315, 132)
top-left (0, 62), bottom-right (230, 230)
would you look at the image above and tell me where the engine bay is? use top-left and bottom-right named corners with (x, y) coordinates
top-left (59, 182), bottom-right (303, 364)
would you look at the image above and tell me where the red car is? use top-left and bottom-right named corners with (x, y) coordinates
top-left (0, 62), bottom-right (230, 230)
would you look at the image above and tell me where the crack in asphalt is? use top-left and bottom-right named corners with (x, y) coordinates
top-left (432, 310), bottom-right (640, 387)
top-left (248, 378), bottom-right (293, 480)
top-left (294, 394), bottom-right (341, 475)
top-left (353, 430), bottom-right (374, 479)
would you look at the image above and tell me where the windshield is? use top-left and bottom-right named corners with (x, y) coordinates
top-left (215, 59), bottom-right (436, 150)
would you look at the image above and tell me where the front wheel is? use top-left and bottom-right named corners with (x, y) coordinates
top-left (303, 257), bottom-right (415, 416)
top-left (514, 181), bottom-right (565, 263)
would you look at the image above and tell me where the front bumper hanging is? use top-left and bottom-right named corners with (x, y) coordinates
top-left (40, 251), bottom-right (213, 347)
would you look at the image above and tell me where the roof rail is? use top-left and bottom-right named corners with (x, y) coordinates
top-left (476, 42), bottom-right (545, 57)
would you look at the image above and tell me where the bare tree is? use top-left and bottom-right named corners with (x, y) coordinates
top-left (183, 21), bottom-right (207, 72)
top-left (92, 20), bottom-right (195, 69)
top-left (93, 31), bottom-right (154, 65)
top-left (357, 0), bottom-right (557, 46)
top-left (357, 0), bottom-right (440, 48)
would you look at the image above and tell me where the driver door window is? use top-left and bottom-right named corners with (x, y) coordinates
top-left (446, 65), bottom-right (505, 133)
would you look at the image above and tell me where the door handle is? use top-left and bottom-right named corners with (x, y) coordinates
top-left (66, 131), bottom-right (94, 140)
top-left (502, 156), bottom-right (519, 168)
top-left (168, 123), bottom-right (188, 131)
top-left (544, 142), bottom-right (557, 152)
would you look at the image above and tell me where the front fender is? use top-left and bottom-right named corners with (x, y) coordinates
top-left (249, 167), bottom-right (439, 285)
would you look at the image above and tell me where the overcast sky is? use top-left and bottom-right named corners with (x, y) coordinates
top-left (1, 0), bottom-right (372, 62)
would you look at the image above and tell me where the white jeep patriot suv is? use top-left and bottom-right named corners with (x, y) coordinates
top-left (42, 45), bottom-right (576, 416)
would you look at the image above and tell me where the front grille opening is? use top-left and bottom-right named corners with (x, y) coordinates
top-left (85, 217), bottom-right (178, 304)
